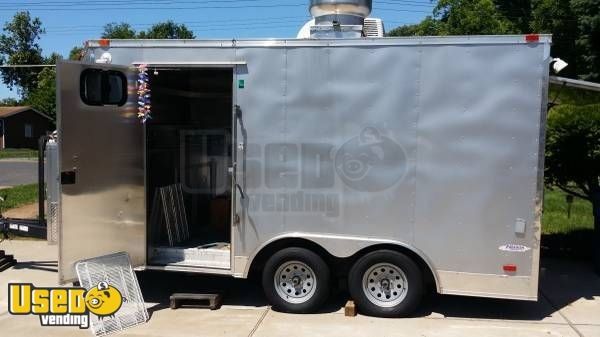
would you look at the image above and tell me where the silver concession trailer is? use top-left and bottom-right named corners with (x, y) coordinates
top-left (55, 0), bottom-right (552, 317)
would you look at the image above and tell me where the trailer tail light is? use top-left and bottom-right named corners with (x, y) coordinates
top-left (98, 39), bottom-right (110, 47)
top-left (525, 34), bottom-right (539, 43)
top-left (503, 264), bottom-right (517, 273)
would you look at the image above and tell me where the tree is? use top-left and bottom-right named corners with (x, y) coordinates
top-left (138, 21), bottom-right (195, 39)
top-left (387, 17), bottom-right (445, 37)
top-left (572, 0), bottom-right (600, 82)
top-left (387, 0), bottom-right (517, 37)
top-left (545, 103), bottom-right (600, 272)
top-left (23, 53), bottom-right (61, 121)
top-left (387, 0), bottom-right (599, 81)
top-left (69, 46), bottom-right (84, 61)
top-left (44, 52), bottom-right (62, 65)
top-left (0, 11), bottom-right (45, 96)
top-left (494, 0), bottom-right (533, 33)
top-left (0, 97), bottom-right (20, 106)
top-left (25, 66), bottom-right (56, 122)
top-left (102, 22), bottom-right (136, 39)
top-left (434, 0), bottom-right (517, 35)
top-left (531, 0), bottom-right (579, 78)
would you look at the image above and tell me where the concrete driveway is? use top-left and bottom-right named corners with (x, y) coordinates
top-left (0, 159), bottom-right (37, 189)
top-left (0, 240), bottom-right (599, 337)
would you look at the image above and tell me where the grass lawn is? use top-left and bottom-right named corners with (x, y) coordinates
top-left (542, 188), bottom-right (594, 234)
top-left (0, 184), bottom-right (38, 214)
top-left (549, 83), bottom-right (600, 106)
top-left (0, 148), bottom-right (38, 160)
top-left (0, 183), bottom-right (594, 256)
top-left (542, 188), bottom-right (595, 259)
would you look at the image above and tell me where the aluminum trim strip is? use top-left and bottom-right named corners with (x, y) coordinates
top-left (141, 264), bottom-right (234, 275)
top-left (131, 61), bottom-right (246, 66)
top-left (86, 35), bottom-right (552, 49)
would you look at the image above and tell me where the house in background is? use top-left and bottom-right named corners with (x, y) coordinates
top-left (0, 106), bottom-right (54, 150)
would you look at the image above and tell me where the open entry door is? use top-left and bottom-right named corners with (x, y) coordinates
top-left (57, 61), bottom-right (145, 283)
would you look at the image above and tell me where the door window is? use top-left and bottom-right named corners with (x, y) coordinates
top-left (80, 69), bottom-right (127, 106)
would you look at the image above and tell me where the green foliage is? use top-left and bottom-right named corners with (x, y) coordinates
top-left (545, 103), bottom-right (600, 201)
top-left (44, 52), bottom-right (62, 65)
top-left (531, 0), bottom-right (579, 78)
top-left (434, 0), bottom-right (517, 34)
top-left (101, 21), bottom-right (195, 40)
top-left (494, 0), bottom-right (533, 33)
top-left (387, 17), bottom-right (444, 37)
top-left (138, 21), bottom-right (195, 39)
top-left (23, 67), bottom-right (56, 122)
top-left (549, 83), bottom-right (600, 106)
top-left (387, 0), bottom-right (517, 37)
top-left (542, 188), bottom-right (595, 259)
top-left (543, 188), bottom-right (594, 234)
top-left (0, 11), bottom-right (45, 95)
top-left (0, 97), bottom-right (20, 106)
top-left (102, 22), bottom-right (136, 39)
top-left (387, 0), bottom-right (600, 82)
top-left (0, 184), bottom-right (38, 213)
top-left (571, 0), bottom-right (600, 82)
top-left (0, 11), bottom-right (59, 120)
top-left (69, 46), bottom-right (84, 61)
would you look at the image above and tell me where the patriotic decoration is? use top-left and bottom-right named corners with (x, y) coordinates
top-left (137, 64), bottom-right (151, 123)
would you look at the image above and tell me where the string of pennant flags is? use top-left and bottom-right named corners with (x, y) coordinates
top-left (137, 64), bottom-right (152, 123)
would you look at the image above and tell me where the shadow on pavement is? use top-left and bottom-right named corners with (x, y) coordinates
top-left (538, 257), bottom-right (600, 308)
top-left (136, 269), bottom-right (349, 316)
top-left (11, 260), bottom-right (57, 273)
top-left (137, 270), bottom-right (268, 309)
top-left (135, 256), bottom-right (600, 321)
top-left (542, 229), bottom-right (594, 260)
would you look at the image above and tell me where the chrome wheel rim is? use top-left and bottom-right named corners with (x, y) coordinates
top-left (362, 262), bottom-right (408, 307)
top-left (274, 260), bottom-right (317, 304)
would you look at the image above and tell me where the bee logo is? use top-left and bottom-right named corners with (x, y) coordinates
top-left (84, 282), bottom-right (123, 318)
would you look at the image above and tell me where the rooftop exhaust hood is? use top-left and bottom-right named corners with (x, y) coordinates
top-left (298, 0), bottom-right (384, 39)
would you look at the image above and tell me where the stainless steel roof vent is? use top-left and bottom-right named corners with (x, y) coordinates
top-left (309, 0), bottom-right (372, 26)
top-left (299, 0), bottom-right (382, 39)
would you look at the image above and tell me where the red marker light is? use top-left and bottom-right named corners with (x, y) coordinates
top-left (525, 34), bottom-right (539, 43)
top-left (503, 264), bottom-right (517, 272)
top-left (98, 39), bottom-right (110, 47)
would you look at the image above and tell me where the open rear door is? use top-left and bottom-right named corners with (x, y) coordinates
top-left (57, 61), bottom-right (145, 283)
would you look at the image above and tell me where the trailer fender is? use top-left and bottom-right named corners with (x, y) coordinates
top-left (242, 232), bottom-right (440, 292)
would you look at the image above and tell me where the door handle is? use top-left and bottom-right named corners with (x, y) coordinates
top-left (235, 183), bottom-right (246, 199)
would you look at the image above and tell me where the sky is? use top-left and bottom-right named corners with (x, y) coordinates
top-left (0, 0), bottom-right (433, 100)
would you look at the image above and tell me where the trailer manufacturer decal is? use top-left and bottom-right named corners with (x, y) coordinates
top-left (8, 281), bottom-right (124, 329)
top-left (499, 244), bottom-right (531, 252)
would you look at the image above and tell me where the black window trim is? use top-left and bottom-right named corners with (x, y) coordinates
top-left (80, 68), bottom-right (128, 107)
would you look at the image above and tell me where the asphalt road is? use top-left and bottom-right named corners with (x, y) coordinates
top-left (0, 159), bottom-right (37, 188)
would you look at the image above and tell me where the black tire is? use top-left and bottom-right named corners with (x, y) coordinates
top-left (262, 247), bottom-right (330, 313)
top-left (348, 250), bottom-right (423, 317)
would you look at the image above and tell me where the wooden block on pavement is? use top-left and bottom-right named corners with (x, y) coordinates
top-left (344, 300), bottom-right (357, 317)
